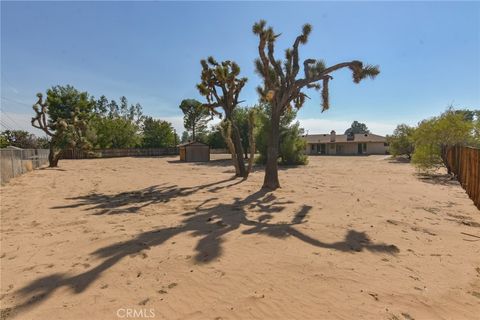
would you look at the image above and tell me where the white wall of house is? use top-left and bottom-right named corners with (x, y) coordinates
top-left (306, 142), bottom-right (386, 155)
top-left (365, 142), bottom-right (387, 154)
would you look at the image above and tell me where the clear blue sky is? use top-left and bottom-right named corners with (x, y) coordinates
top-left (1, 1), bottom-right (479, 136)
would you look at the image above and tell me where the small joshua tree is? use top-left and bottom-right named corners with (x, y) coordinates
top-left (253, 20), bottom-right (380, 189)
top-left (32, 86), bottom-right (94, 167)
top-left (197, 57), bottom-right (249, 178)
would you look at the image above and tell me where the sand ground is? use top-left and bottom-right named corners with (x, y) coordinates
top-left (0, 155), bottom-right (479, 320)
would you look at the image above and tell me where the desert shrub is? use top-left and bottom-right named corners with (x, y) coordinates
top-left (279, 121), bottom-right (308, 165)
top-left (387, 124), bottom-right (415, 159)
top-left (255, 104), bottom-right (308, 165)
top-left (411, 108), bottom-right (475, 170)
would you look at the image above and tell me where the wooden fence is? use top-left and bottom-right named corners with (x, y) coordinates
top-left (62, 147), bottom-right (179, 159)
top-left (441, 145), bottom-right (480, 210)
top-left (1, 148), bottom-right (50, 184)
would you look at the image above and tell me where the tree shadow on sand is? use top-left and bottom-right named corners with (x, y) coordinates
top-left (12, 184), bottom-right (399, 316)
top-left (416, 172), bottom-right (460, 186)
top-left (51, 177), bottom-right (244, 215)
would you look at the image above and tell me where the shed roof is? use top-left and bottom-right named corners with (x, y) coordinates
top-left (302, 133), bottom-right (386, 144)
top-left (177, 141), bottom-right (209, 147)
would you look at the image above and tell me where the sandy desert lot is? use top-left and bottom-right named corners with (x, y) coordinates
top-left (1, 155), bottom-right (479, 320)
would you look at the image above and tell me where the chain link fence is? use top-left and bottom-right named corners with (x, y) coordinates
top-left (0, 149), bottom-right (49, 185)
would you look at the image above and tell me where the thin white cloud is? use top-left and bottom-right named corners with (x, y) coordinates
top-left (6, 85), bottom-right (19, 94)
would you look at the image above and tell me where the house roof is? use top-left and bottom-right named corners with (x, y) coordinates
top-left (177, 141), bottom-right (209, 147)
top-left (302, 133), bottom-right (386, 144)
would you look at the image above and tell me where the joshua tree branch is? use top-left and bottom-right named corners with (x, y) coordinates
top-left (211, 86), bottom-right (222, 104)
top-left (258, 35), bottom-right (271, 87)
top-left (267, 40), bottom-right (285, 85)
top-left (303, 59), bottom-right (316, 79)
top-left (295, 61), bottom-right (355, 88)
top-left (291, 34), bottom-right (306, 79)
top-left (32, 94), bottom-right (54, 137)
top-left (202, 102), bottom-right (223, 118)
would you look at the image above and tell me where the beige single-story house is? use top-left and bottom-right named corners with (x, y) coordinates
top-left (303, 130), bottom-right (388, 155)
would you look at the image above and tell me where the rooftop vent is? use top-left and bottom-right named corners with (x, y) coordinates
top-left (330, 130), bottom-right (336, 142)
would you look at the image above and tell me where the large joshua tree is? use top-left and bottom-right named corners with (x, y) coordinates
top-left (253, 20), bottom-right (380, 189)
top-left (197, 57), bottom-right (249, 178)
top-left (32, 86), bottom-right (93, 167)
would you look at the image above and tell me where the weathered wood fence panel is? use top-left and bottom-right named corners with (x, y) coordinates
top-left (0, 149), bottom-right (50, 184)
top-left (210, 148), bottom-right (230, 154)
top-left (441, 145), bottom-right (480, 210)
top-left (62, 147), bottom-right (179, 159)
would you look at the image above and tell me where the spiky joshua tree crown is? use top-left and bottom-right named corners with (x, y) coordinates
top-left (252, 20), bottom-right (380, 112)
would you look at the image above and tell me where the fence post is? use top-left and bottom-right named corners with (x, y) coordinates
top-left (10, 150), bottom-right (15, 178)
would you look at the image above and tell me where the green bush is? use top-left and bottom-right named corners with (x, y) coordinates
top-left (411, 108), bottom-right (476, 171)
top-left (255, 104), bottom-right (308, 165)
top-left (387, 124), bottom-right (415, 159)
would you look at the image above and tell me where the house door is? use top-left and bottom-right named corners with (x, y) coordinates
top-left (320, 144), bottom-right (326, 154)
top-left (336, 144), bottom-right (343, 154)
top-left (358, 143), bottom-right (366, 154)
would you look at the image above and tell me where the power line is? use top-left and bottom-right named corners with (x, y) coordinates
top-left (0, 117), bottom-right (16, 130)
top-left (0, 119), bottom-right (14, 131)
top-left (1, 111), bottom-right (24, 129)
top-left (1, 96), bottom-right (33, 109)
top-left (1, 72), bottom-right (17, 88)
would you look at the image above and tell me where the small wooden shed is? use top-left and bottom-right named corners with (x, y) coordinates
top-left (178, 141), bottom-right (210, 162)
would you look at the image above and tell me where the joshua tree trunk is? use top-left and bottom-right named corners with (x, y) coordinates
top-left (224, 136), bottom-right (239, 176)
top-left (48, 144), bottom-right (61, 167)
top-left (263, 111), bottom-right (280, 189)
top-left (246, 110), bottom-right (256, 177)
top-left (231, 124), bottom-right (246, 178)
top-left (221, 120), bottom-right (240, 176)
